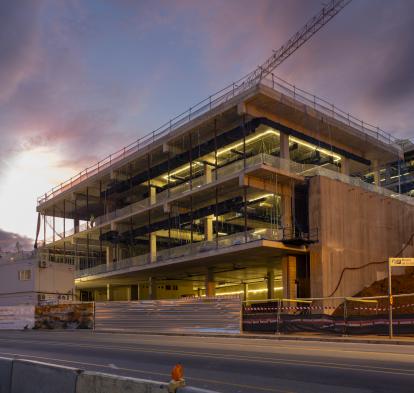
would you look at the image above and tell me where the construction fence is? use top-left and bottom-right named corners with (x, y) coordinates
top-left (2, 294), bottom-right (414, 336)
top-left (94, 296), bottom-right (241, 334)
top-left (242, 293), bottom-right (414, 336)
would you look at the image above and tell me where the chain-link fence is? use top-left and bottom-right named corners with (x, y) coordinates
top-left (242, 293), bottom-right (414, 336)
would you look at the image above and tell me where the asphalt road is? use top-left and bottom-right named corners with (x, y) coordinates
top-left (0, 331), bottom-right (413, 393)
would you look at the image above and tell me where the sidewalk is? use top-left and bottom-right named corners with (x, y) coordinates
top-left (94, 329), bottom-right (414, 345)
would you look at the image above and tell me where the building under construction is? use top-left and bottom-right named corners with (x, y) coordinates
top-left (35, 74), bottom-right (414, 303)
top-left (35, 0), bottom-right (414, 304)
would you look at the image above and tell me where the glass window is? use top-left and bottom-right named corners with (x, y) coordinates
top-left (18, 269), bottom-right (31, 281)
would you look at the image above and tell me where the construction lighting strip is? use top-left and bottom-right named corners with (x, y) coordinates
top-left (202, 286), bottom-right (284, 297)
top-left (163, 128), bottom-right (342, 182)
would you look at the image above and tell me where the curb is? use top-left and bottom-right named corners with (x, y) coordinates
top-left (90, 330), bottom-right (414, 346)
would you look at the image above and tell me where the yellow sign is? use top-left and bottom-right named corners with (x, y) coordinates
top-left (389, 258), bottom-right (414, 267)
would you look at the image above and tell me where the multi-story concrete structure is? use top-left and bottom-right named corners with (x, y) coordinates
top-left (36, 75), bottom-right (414, 302)
top-left (378, 140), bottom-right (414, 197)
top-left (0, 251), bottom-right (75, 305)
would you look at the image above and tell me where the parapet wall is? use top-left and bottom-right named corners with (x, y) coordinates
top-left (309, 175), bottom-right (414, 298)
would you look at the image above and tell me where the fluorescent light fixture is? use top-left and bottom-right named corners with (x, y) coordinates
top-left (163, 127), bottom-right (342, 181)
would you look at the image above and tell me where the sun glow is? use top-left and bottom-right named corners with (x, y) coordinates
top-left (0, 147), bottom-right (75, 239)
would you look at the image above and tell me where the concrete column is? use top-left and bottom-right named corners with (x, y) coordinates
top-left (267, 268), bottom-right (275, 300)
top-left (115, 244), bottom-right (120, 262)
top-left (204, 163), bottom-right (212, 184)
top-left (205, 267), bottom-right (216, 297)
top-left (243, 282), bottom-right (248, 301)
top-left (280, 132), bottom-right (290, 159)
top-left (126, 286), bottom-right (131, 301)
top-left (280, 132), bottom-right (290, 171)
top-left (106, 283), bottom-right (111, 301)
top-left (372, 160), bottom-right (380, 186)
top-left (150, 186), bottom-right (157, 205)
top-left (340, 157), bottom-right (350, 175)
top-left (282, 255), bottom-right (297, 300)
top-left (106, 246), bottom-right (113, 266)
top-left (281, 184), bottom-right (293, 232)
top-left (74, 218), bottom-right (79, 234)
top-left (204, 215), bottom-right (214, 241)
top-left (148, 277), bottom-right (156, 300)
top-left (150, 233), bottom-right (157, 263)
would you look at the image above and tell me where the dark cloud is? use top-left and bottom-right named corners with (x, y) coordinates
top-left (0, 0), bottom-right (42, 102)
top-left (369, 3), bottom-right (414, 105)
top-left (0, 229), bottom-right (33, 252)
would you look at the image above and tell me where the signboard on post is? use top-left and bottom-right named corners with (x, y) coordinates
top-left (389, 258), bottom-right (414, 267)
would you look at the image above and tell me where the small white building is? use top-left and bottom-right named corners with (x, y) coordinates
top-left (0, 251), bottom-right (75, 306)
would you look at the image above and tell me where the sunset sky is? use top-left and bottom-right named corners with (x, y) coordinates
top-left (0, 0), bottom-right (413, 250)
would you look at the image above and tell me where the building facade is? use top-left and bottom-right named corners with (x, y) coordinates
top-left (36, 76), bottom-right (414, 302)
top-left (0, 251), bottom-right (75, 305)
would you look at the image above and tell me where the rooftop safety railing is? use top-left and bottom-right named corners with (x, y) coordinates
top-left (305, 166), bottom-right (414, 206)
top-left (37, 73), bottom-right (397, 206)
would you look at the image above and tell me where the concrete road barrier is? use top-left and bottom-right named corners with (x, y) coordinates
top-left (0, 357), bottom-right (12, 393)
top-left (76, 371), bottom-right (168, 393)
top-left (0, 357), bottom-right (219, 393)
top-left (10, 360), bottom-right (80, 393)
top-left (177, 387), bottom-right (219, 393)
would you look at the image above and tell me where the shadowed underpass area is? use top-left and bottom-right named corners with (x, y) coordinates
top-left (0, 331), bottom-right (413, 393)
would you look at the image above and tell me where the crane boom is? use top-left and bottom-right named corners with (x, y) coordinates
top-left (240, 0), bottom-right (352, 89)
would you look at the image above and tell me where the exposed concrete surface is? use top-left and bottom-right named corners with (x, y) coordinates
top-left (0, 357), bottom-right (12, 393)
top-left (10, 359), bottom-right (80, 393)
top-left (76, 371), bottom-right (168, 393)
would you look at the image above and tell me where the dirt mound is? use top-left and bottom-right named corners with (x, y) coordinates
top-left (333, 269), bottom-right (414, 316)
top-left (355, 268), bottom-right (414, 298)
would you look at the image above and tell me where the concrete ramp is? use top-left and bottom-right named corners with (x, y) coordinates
top-left (94, 297), bottom-right (241, 334)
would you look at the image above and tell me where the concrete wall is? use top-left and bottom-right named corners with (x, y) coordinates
top-left (309, 176), bottom-right (414, 298)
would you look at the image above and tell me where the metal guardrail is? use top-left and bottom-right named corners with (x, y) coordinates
top-left (52, 152), bottom-right (412, 246)
top-left (305, 166), bottom-right (414, 205)
top-left (48, 153), bottom-right (312, 243)
top-left (37, 73), bottom-right (397, 206)
top-left (75, 228), bottom-right (289, 278)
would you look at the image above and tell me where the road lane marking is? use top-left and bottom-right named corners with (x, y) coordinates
top-left (0, 337), bottom-right (413, 373)
top-left (0, 342), bottom-right (413, 377)
top-left (0, 332), bottom-right (412, 359)
top-left (0, 335), bottom-right (413, 362)
top-left (0, 351), bottom-right (292, 393)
